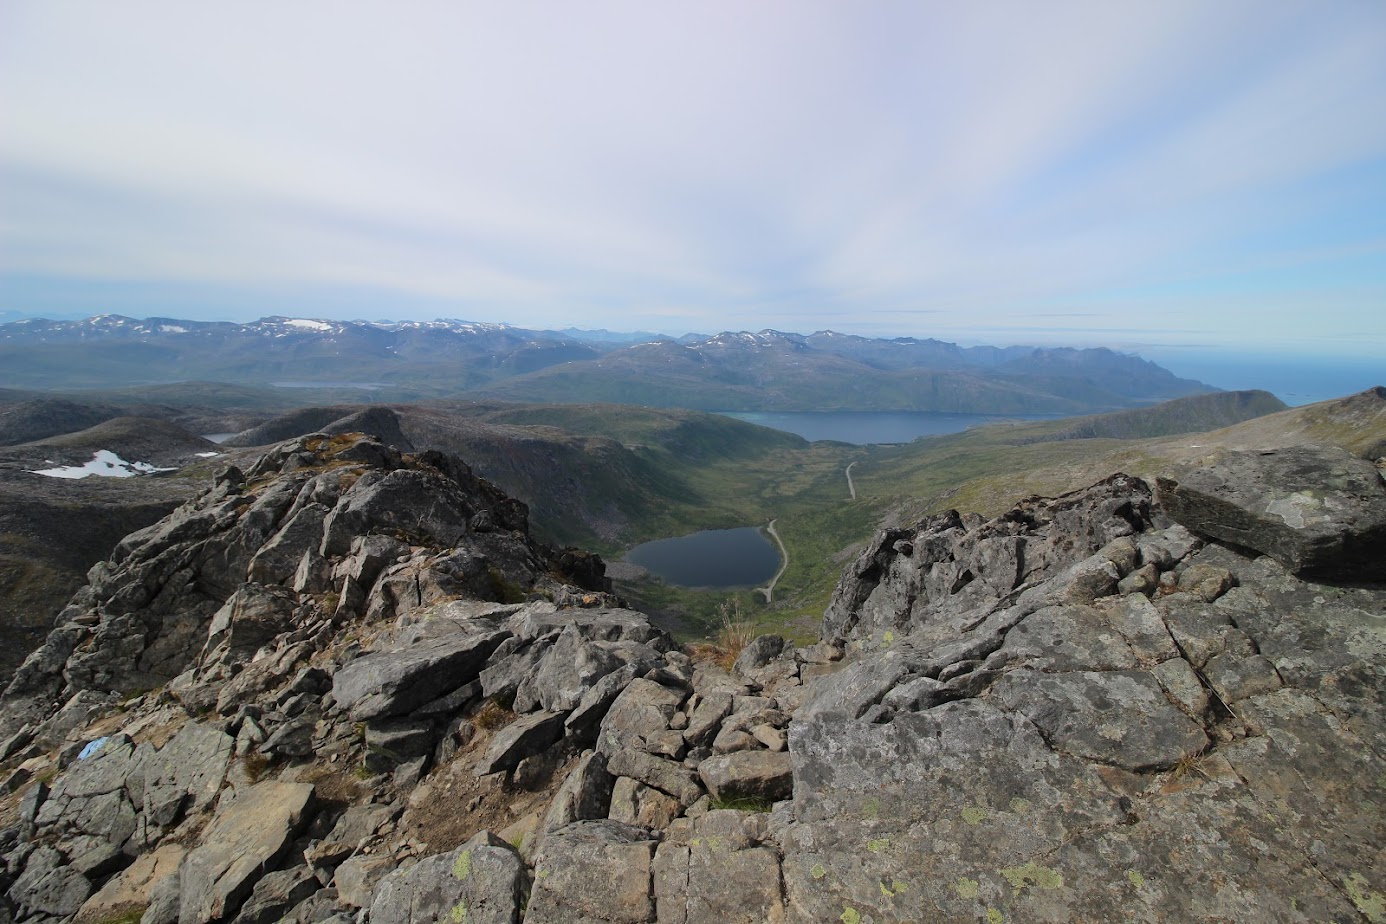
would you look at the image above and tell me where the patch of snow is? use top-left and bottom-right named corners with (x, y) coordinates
top-left (195, 451), bottom-right (222, 458)
top-left (28, 450), bottom-right (176, 479)
top-left (284, 318), bottom-right (333, 331)
top-left (159, 324), bottom-right (188, 333)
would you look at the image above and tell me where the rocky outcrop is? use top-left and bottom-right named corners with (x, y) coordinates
top-left (1157, 444), bottom-right (1386, 580)
top-left (2, 431), bottom-right (1383, 924)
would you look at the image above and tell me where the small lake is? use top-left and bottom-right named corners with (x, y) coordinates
top-left (718, 410), bottom-right (1054, 445)
top-left (625, 526), bottom-right (780, 588)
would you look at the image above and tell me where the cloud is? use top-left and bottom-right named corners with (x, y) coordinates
top-left (1, 0), bottom-right (1383, 352)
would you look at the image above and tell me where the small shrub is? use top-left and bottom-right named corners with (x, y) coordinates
top-left (472, 699), bottom-right (515, 731)
top-left (243, 751), bottom-right (270, 782)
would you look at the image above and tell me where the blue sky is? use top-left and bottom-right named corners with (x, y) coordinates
top-left (2, 1), bottom-right (1384, 359)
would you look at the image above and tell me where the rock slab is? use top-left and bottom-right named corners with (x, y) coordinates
top-left (1157, 445), bottom-right (1386, 580)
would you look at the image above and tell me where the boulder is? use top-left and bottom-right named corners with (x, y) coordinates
top-left (596, 678), bottom-right (686, 757)
top-left (74, 842), bottom-right (185, 924)
top-left (526, 821), bottom-right (660, 924)
top-left (178, 781), bottom-right (315, 924)
top-left (605, 748), bottom-right (703, 807)
top-left (541, 751), bottom-right (615, 836)
top-left (697, 751), bottom-right (793, 805)
top-left (8, 846), bottom-right (93, 920)
top-left (368, 831), bottom-right (525, 924)
top-left (1157, 445), bottom-right (1386, 580)
top-left (653, 812), bottom-right (784, 924)
top-left (228, 865), bottom-right (319, 924)
top-left (332, 629), bottom-right (510, 721)
top-left (474, 711), bottom-right (568, 776)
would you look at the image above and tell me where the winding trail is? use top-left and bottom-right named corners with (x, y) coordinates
top-left (757, 518), bottom-right (789, 604)
top-left (845, 461), bottom-right (858, 500)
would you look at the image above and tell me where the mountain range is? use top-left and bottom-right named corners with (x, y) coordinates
top-left (0, 316), bottom-right (1211, 413)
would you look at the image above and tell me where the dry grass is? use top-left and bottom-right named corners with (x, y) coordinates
top-left (472, 699), bottom-right (515, 731)
top-left (713, 599), bottom-right (756, 671)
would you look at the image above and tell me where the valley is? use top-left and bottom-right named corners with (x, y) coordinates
top-left (0, 376), bottom-right (1314, 678)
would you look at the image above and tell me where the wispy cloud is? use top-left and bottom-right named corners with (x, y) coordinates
top-left (1, 0), bottom-right (1383, 354)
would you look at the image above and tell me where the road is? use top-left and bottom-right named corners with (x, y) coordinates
top-left (845, 461), bottom-right (858, 500)
top-left (757, 518), bottom-right (789, 604)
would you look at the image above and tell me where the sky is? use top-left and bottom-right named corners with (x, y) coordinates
top-left (2, 1), bottom-right (1385, 361)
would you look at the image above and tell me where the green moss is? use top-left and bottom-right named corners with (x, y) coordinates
top-left (866, 837), bottom-right (890, 853)
top-left (862, 798), bottom-right (881, 819)
top-left (1000, 862), bottom-right (1065, 892)
top-left (448, 901), bottom-right (468, 923)
top-left (452, 850), bottom-right (473, 880)
top-left (955, 878), bottom-right (980, 900)
top-left (986, 909), bottom-right (1005, 924)
top-left (1126, 869), bottom-right (1145, 890)
top-left (839, 907), bottom-right (861, 924)
top-left (961, 805), bottom-right (987, 825)
top-left (810, 863), bottom-right (828, 880)
top-left (1345, 873), bottom-right (1386, 923)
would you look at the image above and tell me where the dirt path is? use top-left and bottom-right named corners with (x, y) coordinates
top-left (845, 461), bottom-right (858, 500)
top-left (757, 518), bottom-right (789, 603)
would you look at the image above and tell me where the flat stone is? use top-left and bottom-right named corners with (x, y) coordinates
top-left (332, 630), bottom-right (509, 721)
top-left (178, 781), bottom-right (315, 924)
top-left (596, 678), bottom-right (686, 757)
top-left (526, 820), bottom-right (659, 924)
top-left (1157, 445), bottom-right (1386, 580)
top-left (989, 668), bottom-right (1208, 771)
top-left (474, 711), bottom-right (567, 776)
top-left (76, 843), bottom-right (186, 924)
top-left (369, 830), bottom-right (525, 924)
top-left (606, 747), bottom-right (703, 806)
top-left (698, 750), bottom-right (793, 805)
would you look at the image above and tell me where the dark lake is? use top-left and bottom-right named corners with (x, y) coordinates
top-left (625, 526), bottom-right (780, 588)
top-left (718, 410), bottom-right (1053, 444)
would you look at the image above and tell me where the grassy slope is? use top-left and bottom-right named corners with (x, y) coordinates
top-left (414, 389), bottom-right (1300, 644)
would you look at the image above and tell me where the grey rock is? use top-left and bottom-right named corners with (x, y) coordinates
top-left (8, 846), bottom-right (92, 919)
top-left (261, 718), bottom-right (315, 760)
top-left (596, 678), bottom-right (686, 757)
top-left (989, 668), bottom-right (1208, 771)
top-left (178, 781), bottom-right (315, 924)
top-left (228, 865), bottom-right (319, 924)
top-left (608, 777), bottom-right (681, 829)
top-left (541, 751), bottom-right (615, 838)
top-left (515, 626), bottom-right (624, 713)
top-left (606, 748), bottom-right (703, 806)
top-left (564, 664), bottom-right (645, 745)
top-left (332, 629), bottom-right (509, 721)
top-left (697, 750), bottom-right (792, 804)
top-left (681, 692), bottom-right (732, 749)
top-left (364, 718), bottom-right (436, 767)
top-left (474, 711), bottom-right (567, 776)
top-left (526, 820), bottom-right (659, 924)
top-left (731, 635), bottom-right (786, 675)
top-left (1157, 445), bottom-right (1386, 579)
top-left (330, 855), bottom-right (395, 908)
top-left (653, 812), bottom-right (784, 924)
top-left (34, 733), bottom-right (139, 847)
top-left (369, 831), bottom-right (526, 924)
